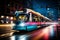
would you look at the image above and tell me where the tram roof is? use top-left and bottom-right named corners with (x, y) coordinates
top-left (26, 9), bottom-right (52, 21)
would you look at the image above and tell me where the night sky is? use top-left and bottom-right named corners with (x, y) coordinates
top-left (0, 0), bottom-right (60, 21)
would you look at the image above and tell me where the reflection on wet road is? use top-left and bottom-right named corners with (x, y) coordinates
top-left (10, 35), bottom-right (29, 40)
top-left (0, 25), bottom-right (57, 40)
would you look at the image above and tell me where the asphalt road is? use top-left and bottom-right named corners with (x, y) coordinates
top-left (0, 24), bottom-right (57, 40)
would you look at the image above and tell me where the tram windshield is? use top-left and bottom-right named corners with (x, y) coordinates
top-left (18, 14), bottom-right (29, 22)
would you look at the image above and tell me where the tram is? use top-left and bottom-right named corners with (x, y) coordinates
top-left (13, 9), bottom-right (52, 31)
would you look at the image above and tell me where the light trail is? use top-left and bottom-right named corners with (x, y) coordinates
top-left (0, 22), bottom-right (58, 27)
top-left (0, 24), bottom-right (15, 27)
top-left (28, 24), bottom-right (57, 40)
top-left (26, 22), bottom-right (58, 25)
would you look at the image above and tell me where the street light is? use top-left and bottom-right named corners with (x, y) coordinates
top-left (11, 21), bottom-right (13, 24)
top-left (1, 20), bottom-right (4, 23)
top-left (6, 16), bottom-right (9, 19)
top-left (6, 21), bottom-right (9, 23)
top-left (10, 17), bottom-right (13, 20)
top-left (1, 16), bottom-right (4, 18)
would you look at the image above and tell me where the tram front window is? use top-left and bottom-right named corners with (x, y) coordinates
top-left (18, 14), bottom-right (28, 22)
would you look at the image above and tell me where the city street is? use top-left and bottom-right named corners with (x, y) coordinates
top-left (0, 0), bottom-right (59, 40)
top-left (0, 24), bottom-right (57, 40)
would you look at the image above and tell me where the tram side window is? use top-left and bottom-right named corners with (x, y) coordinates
top-left (40, 17), bottom-right (44, 22)
top-left (32, 15), bottom-right (40, 22)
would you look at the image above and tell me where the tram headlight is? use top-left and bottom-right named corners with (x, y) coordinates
top-left (19, 22), bottom-right (25, 27)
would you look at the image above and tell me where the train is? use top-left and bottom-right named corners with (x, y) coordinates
top-left (13, 9), bottom-right (52, 31)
